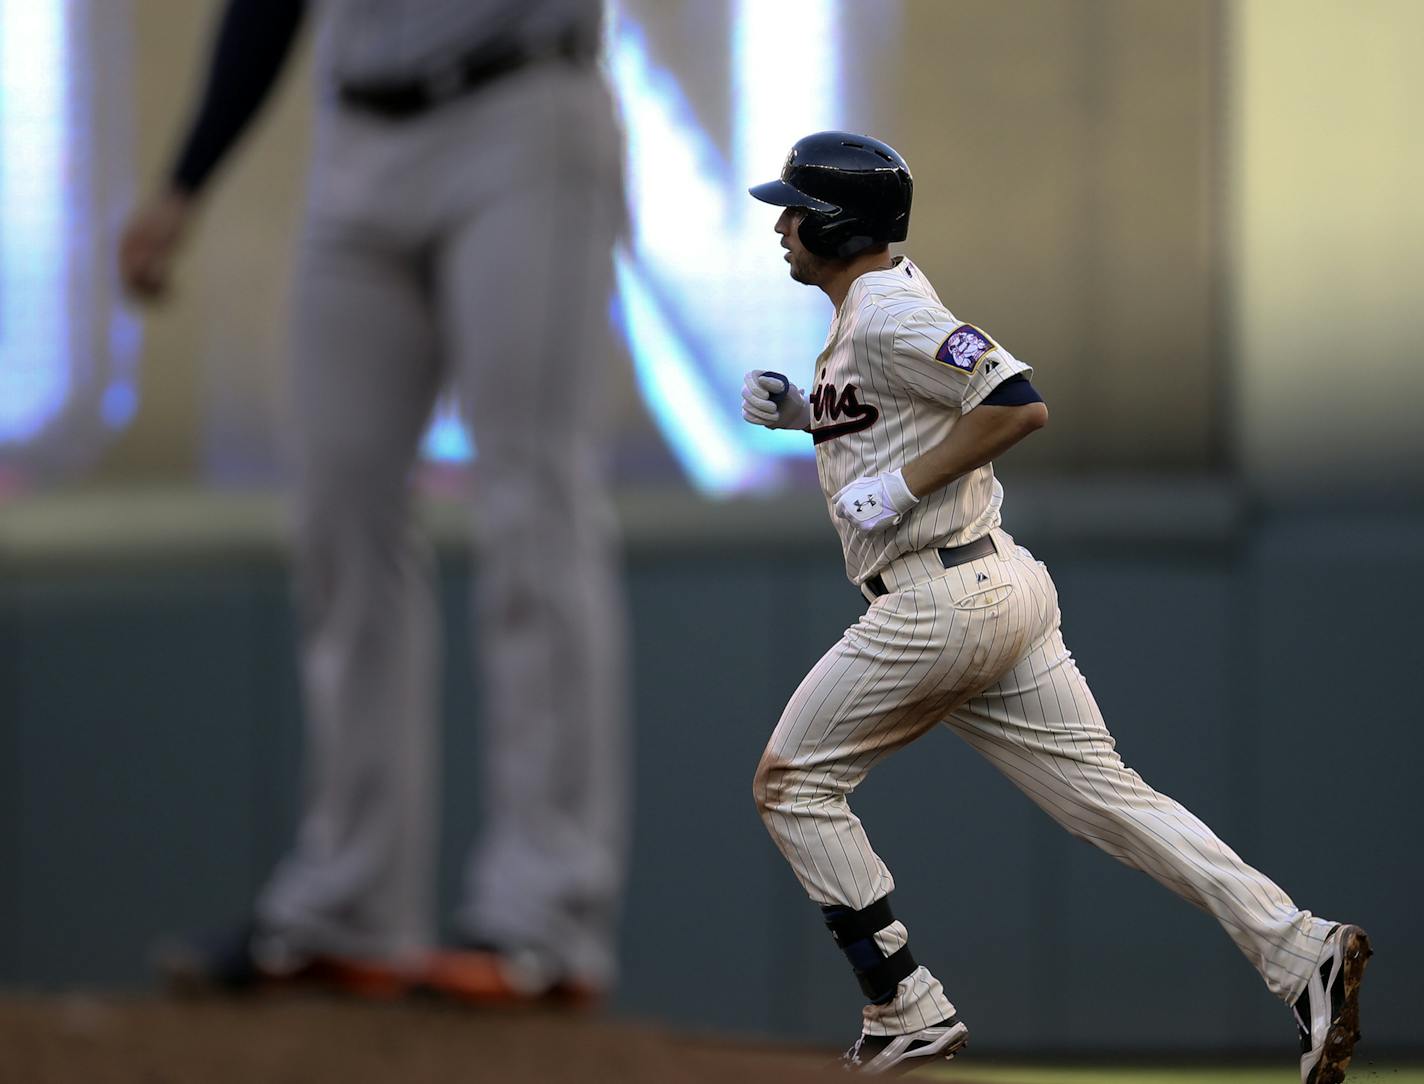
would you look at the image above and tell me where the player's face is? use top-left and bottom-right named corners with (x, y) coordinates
top-left (775, 207), bottom-right (830, 286)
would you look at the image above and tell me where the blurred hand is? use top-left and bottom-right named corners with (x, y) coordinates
top-left (118, 189), bottom-right (194, 302)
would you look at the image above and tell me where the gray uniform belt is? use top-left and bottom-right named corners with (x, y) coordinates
top-left (861, 534), bottom-right (997, 602)
top-left (337, 29), bottom-right (589, 119)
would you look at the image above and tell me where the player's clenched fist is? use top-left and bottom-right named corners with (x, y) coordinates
top-left (833, 469), bottom-right (919, 534)
top-left (741, 369), bottom-right (811, 431)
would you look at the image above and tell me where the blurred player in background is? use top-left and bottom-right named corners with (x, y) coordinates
top-left (741, 131), bottom-right (1370, 1083)
top-left (119, 0), bottom-right (629, 1006)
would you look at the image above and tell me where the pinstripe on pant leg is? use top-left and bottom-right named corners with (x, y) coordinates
top-left (945, 545), bottom-right (1334, 1001)
top-left (755, 543), bottom-right (1038, 1033)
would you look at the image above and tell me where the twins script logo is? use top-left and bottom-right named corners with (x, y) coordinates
top-left (810, 381), bottom-right (879, 445)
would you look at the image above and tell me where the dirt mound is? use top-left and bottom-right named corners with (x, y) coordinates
top-left (0, 994), bottom-right (844, 1084)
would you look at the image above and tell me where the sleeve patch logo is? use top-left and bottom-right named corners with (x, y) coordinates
top-left (935, 325), bottom-right (993, 372)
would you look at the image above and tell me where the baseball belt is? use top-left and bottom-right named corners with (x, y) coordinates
top-left (860, 533), bottom-right (998, 603)
top-left (337, 28), bottom-right (591, 120)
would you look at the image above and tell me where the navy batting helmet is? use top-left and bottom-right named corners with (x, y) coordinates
top-left (749, 131), bottom-right (913, 260)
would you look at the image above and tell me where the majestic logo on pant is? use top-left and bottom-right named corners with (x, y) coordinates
top-left (810, 381), bottom-right (879, 445)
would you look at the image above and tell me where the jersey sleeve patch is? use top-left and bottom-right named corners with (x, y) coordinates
top-left (934, 324), bottom-right (994, 372)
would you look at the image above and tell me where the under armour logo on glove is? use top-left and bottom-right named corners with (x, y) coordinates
top-left (833, 469), bottom-right (919, 535)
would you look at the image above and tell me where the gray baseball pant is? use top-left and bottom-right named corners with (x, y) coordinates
top-left (256, 59), bottom-right (629, 987)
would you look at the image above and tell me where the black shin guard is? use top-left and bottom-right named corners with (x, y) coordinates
top-left (821, 895), bottom-right (917, 1005)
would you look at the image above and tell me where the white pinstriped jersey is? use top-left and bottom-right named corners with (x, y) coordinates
top-left (811, 256), bottom-right (1032, 584)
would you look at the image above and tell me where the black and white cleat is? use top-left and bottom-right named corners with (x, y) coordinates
top-left (1294, 924), bottom-right (1372, 1084)
top-left (840, 1015), bottom-right (969, 1075)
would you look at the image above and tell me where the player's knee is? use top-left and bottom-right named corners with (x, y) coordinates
top-left (472, 469), bottom-right (591, 551)
top-left (297, 459), bottom-right (409, 545)
top-left (752, 751), bottom-right (789, 819)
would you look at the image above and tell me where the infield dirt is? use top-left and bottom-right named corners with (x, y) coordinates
top-left (0, 994), bottom-right (844, 1084)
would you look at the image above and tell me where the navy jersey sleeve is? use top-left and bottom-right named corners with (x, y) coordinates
top-left (169, 0), bottom-right (308, 195)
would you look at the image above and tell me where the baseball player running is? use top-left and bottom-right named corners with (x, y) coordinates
top-left (740, 131), bottom-right (1370, 1082)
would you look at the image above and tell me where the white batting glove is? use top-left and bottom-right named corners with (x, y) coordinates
top-left (833, 469), bottom-right (920, 534)
top-left (742, 370), bottom-right (811, 431)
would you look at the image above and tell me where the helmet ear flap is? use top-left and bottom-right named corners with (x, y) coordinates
top-left (797, 210), bottom-right (875, 260)
top-left (795, 210), bottom-right (839, 259)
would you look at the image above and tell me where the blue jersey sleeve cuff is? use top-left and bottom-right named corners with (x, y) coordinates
top-left (980, 374), bottom-right (1044, 408)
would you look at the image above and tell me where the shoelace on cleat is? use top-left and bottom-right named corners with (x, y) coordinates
top-left (842, 1036), bottom-right (866, 1068)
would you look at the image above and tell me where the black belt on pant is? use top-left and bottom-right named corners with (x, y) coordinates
top-left (861, 534), bottom-right (997, 601)
top-left (337, 30), bottom-right (589, 119)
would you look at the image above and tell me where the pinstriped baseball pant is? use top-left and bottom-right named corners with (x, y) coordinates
top-left (754, 529), bottom-right (1334, 1036)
